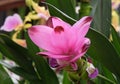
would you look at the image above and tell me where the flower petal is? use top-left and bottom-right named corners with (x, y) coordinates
top-left (72, 16), bottom-right (92, 37)
top-left (49, 58), bottom-right (59, 68)
top-left (38, 51), bottom-right (70, 59)
top-left (51, 26), bottom-right (77, 54)
top-left (70, 52), bottom-right (84, 62)
top-left (13, 14), bottom-right (23, 24)
top-left (1, 13), bottom-right (23, 32)
top-left (70, 38), bottom-right (90, 62)
top-left (37, 13), bottom-right (49, 20)
top-left (46, 17), bottom-right (76, 54)
top-left (46, 17), bottom-right (71, 28)
top-left (28, 25), bottom-right (57, 53)
top-left (88, 68), bottom-right (99, 79)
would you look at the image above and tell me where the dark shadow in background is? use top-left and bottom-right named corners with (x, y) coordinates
top-left (0, 11), bottom-right (6, 27)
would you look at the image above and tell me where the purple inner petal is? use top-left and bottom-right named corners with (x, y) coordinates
top-left (89, 68), bottom-right (99, 79)
top-left (49, 58), bottom-right (59, 68)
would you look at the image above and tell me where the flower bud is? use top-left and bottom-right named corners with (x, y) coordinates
top-left (25, 0), bottom-right (32, 8)
top-left (86, 63), bottom-right (98, 79)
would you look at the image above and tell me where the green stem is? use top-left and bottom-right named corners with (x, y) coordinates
top-left (98, 74), bottom-right (116, 84)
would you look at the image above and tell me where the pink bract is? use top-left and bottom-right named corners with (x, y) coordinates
top-left (0, 13), bottom-right (23, 32)
top-left (28, 16), bottom-right (92, 70)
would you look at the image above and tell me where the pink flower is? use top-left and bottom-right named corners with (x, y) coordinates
top-left (28, 16), bottom-right (92, 70)
top-left (0, 13), bottom-right (23, 32)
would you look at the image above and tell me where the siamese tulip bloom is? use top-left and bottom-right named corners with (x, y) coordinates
top-left (28, 16), bottom-right (92, 70)
top-left (1, 13), bottom-right (23, 32)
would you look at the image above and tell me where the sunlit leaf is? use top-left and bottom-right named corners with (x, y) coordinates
top-left (111, 25), bottom-right (120, 57)
top-left (0, 64), bottom-right (13, 84)
top-left (90, 0), bottom-right (111, 37)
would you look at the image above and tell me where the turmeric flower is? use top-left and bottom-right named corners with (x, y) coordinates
top-left (28, 16), bottom-right (92, 70)
top-left (0, 13), bottom-right (23, 32)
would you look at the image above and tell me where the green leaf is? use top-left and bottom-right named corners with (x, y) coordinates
top-left (46, 0), bottom-right (77, 24)
top-left (25, 32), bottom-right (59, 84)
top-left (87, 28), bottom-right (120, 78)
top-left (0, 64), bottom-right (13, 84)
top-left (0, 34), bottom-right (35, 74)
top-left (90, 0), bottom-right (111, 37)
top-left (102, 66), bottom-right (118, 84)
top-left (93, 62), bottom-right (117, 84)
top-left (63, 71), bottom-right (72, 84)
top-left (111, 25), bottom-right (120, 57)
top-left (46, 0), bottom-right (77, 19)
top-left (0, 60), bottom-right (41, 83)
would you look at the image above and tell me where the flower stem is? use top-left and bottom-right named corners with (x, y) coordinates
top-left (98, 74), bottom-right (116, 84)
